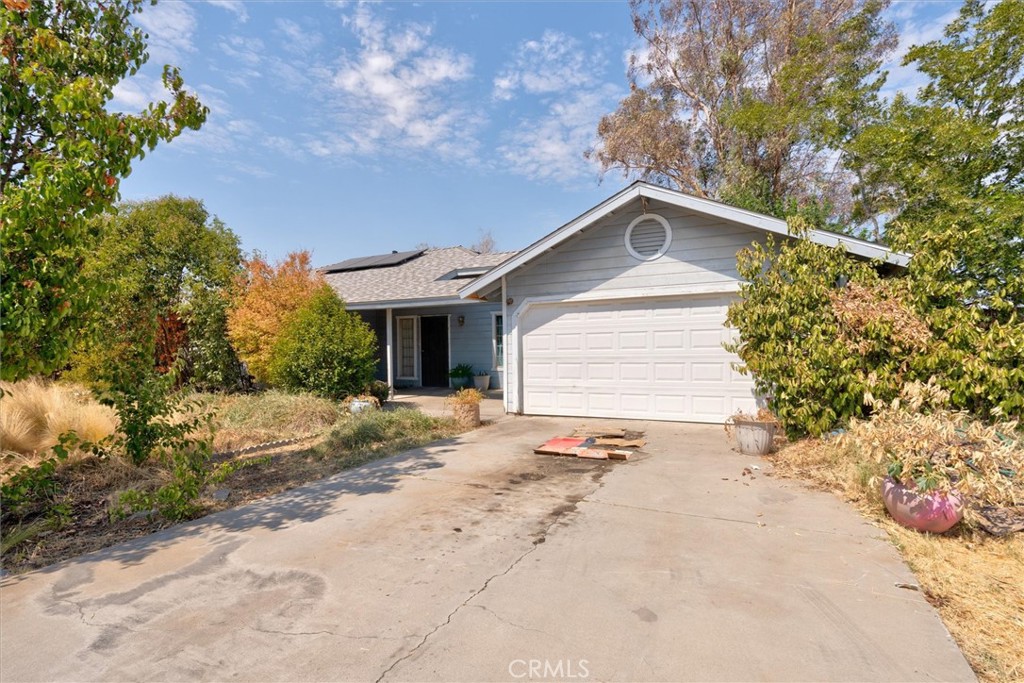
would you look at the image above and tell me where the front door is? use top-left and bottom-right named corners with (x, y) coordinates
top-left (420, 316), bottom-right (449, 387)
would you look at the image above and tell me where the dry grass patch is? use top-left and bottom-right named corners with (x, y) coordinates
top-left (772, 417), bottom-right (1024, 681)
top-left (1, 379), bottom-right (117, 475)
top-left (200, 390), bottom-right (345, 452)
top-left (890, 526), bottom-right (1024, 682)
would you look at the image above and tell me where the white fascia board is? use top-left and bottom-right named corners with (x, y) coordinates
top-left (460, 182), bottom-right (909, 299)
top-left (639, 185), bottom-right (910, 266)
top-left (346, 296), bottom-right (493, 311)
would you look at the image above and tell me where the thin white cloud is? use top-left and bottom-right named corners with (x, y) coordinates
top-left (276, 17), bottom-right (323, 52)
top-left (881, 5), bottom-right (961, 99)
top-left (493, 30), bottom-right (605, 101)
top-left (135, 1), bottom-right (196, 65)
top-left (111, 74), bottom-right (171, 111)
top-left (319, 5), bottom-right (479, 160)
top-left (492, 31), bottom-right (622, 183)
top-left (498, 84), bottom-right (622, 183)
top-left (171, 84), bottom-right (264, 156)
top-left (220, 35), bottom-right (264, 67)
top-left (207, 0), bottom-right (248, 22)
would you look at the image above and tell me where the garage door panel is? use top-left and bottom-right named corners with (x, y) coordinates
top-left (524, 333), bottom-right (553, 352)
top-left (653, 362), bottom-right (685, 381)
top-left (556, 363), bottom-right (583, 380)
top-left (653, 395), bottom-right (688, 418)
top-left (692, 362), bottom-right (726, 382)
top-left (618, 331), bottom-right (647, 349)
top-left (654, 330), bottom-right (685, 348)
top-left (525, 390), bottom-right (553, 409)
top-left (618, 308), bottom-right (648, 319)
top-left (690, 329), bottom-right (725, 349)
top-left (555, 333), bottom-right (582, 351)
top-left (520, 295), bottom-right (757, 423)
top-left (525, 362), bottom-right (553, 381)
top-left (620, 363), bottom-right (649, 381)
top-left (586, 332), bottom-right (614, 350)
top-left (555, 392), bottom-right (585, 411)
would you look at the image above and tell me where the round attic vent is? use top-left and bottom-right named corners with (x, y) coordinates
top-left (625, 214), bottom-right (672, 261)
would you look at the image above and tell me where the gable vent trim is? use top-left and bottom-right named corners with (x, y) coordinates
top-left (625, 214), bottom-right (672, 261)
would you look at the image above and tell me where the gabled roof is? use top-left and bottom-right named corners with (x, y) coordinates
top-left (323, 246), bottom-right (515, 310)
top-left (459, 181), bottom-right (909, 299)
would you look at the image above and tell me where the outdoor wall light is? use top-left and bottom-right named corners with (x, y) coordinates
top-left (458, 315), bottom-right (465, 327)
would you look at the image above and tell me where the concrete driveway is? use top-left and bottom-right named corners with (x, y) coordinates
top-left (0, 417), bottom-right (975, 682)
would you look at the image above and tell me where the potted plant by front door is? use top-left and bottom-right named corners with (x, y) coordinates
top-left (473, 371), bottom-right (490, 391)
top-left (448, 363), bottom-right (474, 389)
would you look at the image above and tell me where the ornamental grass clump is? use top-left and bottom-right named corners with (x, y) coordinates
top-left (0, 379), bottom-right (117, 467)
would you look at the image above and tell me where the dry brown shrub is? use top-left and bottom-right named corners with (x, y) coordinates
top-left (852, 380), bottom-right (1023, 512)
top-left (829, 281), bottom-right (932, 355)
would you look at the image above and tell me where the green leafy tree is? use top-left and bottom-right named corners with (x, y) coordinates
top-left (69, 196), bottom-right (243, 390)
top-left (847, 0), bottom-right (1023, 316)
top-left (0, 0), bottom-right (207, 381)
top-left (268, 286), bottom-right (378, 400)
top-left (591, 0), bottom-right (896, 224)
top-left (846, 0), bottom-right (1024, 418)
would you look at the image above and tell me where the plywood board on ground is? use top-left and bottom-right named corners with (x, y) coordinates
top-left (572, 427), bottom-right (627, 438)
top-left (593, 437), bottom-right (646, 449)
top-left (534, 437), bottom-right (586, 455)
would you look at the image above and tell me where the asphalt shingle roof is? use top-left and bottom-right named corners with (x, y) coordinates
top-left (322, 247), bottom-right (515, 306)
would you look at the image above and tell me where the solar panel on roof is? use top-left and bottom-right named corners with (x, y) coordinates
top-left (320, 249), bottom-right (424, 273)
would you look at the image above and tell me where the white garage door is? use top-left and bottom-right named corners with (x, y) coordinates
top-left (520, 295), bottom-right (757, 423)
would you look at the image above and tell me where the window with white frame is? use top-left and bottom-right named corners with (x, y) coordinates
top-left (492, 313), bottom-right (504, 369)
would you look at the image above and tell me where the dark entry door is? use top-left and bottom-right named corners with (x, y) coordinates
top-left (420, 316), bottom-right (449, 387)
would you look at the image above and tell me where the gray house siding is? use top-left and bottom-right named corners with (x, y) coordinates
top-left (389, 303), bottom-right (502, 389)
top-left (355, 303), bottom-right (503, 389)
top-left (506, 198), bottom-right (766, 304)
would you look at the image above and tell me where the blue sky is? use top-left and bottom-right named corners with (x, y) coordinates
top-left (115, 0), bottom-right (962, 265)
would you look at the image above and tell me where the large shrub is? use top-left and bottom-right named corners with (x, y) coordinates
top-left (727, 223), bottom-right (1023, 438)
top-left (267, 287), bottom-right (377, 399)
top-left (726, 226), bottom-right (930, 437)
top-left (227, 251), bottom-right (324, 385)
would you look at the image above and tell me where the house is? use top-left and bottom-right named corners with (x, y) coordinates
top-left (459, 181), bottom-right (907, 424)
top-left (324, 181), bottom-right (906, 423)
top-left (322, 246), bottom-right (515, 390)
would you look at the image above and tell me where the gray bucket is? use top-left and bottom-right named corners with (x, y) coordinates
top-left (735, 421), bottom-right (776, 455)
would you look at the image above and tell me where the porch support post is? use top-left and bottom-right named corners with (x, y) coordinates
top-left (385, 307), bottom-right (394, 397)
top-left (501, 276), bottom-right (509, 414)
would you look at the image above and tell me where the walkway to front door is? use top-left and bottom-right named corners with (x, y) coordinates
top-left (419, 315), bottom-right (449, 387)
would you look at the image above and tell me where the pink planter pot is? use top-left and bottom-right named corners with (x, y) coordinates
top-left (882, 477), bottom-right (963, 533)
